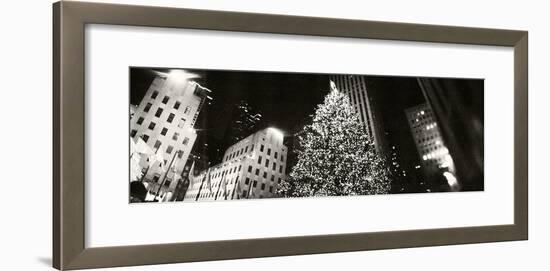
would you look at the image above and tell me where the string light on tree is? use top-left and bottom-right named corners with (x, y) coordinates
top-left (277, 83), bottom-right (392, 197)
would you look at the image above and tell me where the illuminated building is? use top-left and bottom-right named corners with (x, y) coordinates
top-left (405, 103), bottom-right (455, 177)
top-left (184, 128), bottom-right (288, 201)
top-left (130, 70), bottom-right (211, 195)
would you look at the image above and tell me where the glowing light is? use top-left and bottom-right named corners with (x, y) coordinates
top-left (167, 69), bottom-right (200, 83)
top-left (443, 172), bottom-right (459, 188)
top-left (268, 127), bottom-right (284, 138)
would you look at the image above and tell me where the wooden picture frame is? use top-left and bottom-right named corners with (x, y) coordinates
top-left (53, 1), bottom-right (528, 270)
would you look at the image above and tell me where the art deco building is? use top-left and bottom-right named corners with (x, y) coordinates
top-left (329, 75), bottom-right (386, 155)
top-left (405, 103), bottom-right (454, 177)
top-left (130, 71), bottom-right (211, 195)
top-left (184, 128), bottom-right (288, 201)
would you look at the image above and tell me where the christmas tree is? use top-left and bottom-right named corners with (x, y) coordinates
top-left (278, 87), bottom-right (391, 197)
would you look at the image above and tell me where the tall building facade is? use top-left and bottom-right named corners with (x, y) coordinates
top-left (404, 103), bottom-right (454, 177)
top-left (329, 75), bottom-right (386, 154)
top-left (417, 78), bottom-right (484, 191)
top-left (130, 72), bottom-right (211, 195)
top-left (184, 128), bottom-right (288, 201)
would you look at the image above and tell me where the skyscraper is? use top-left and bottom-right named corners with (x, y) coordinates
top-left (130, 70), bottom-right (211, 195)
top-left (184, 127), bottom-right (288, 201)
top-left (329, 75), bottom-right (386, 154)
top-left (225, 100), bottom-right (263, 145)
top-left (404, 103), bottom-right (455, 179)
top-left (417, 78), bottom-right (484, 191)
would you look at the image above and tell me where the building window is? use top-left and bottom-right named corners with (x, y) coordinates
top-left (248, 166), bottom-right (252, 173)
top-left (263, 172), bottom-right (267, 178)
top-left (161, 127), bottom-right (168, 136)
top-left (274, 152), bottom-right (278, 159)
top-left (148, 122), bottom-right (156, 130)
top-left (267, 148), bottom-right (271, 155)
top-left (130, 129), bottom-right (137, 138)
top-left (184, 106), bottom-right (190, 114)
top-left (245, 146), bottom-right (248, 152)
top-left (269, 186), bottom-right (273, 193)
top-left (151, 91), bottom-right (159, 99)
top-left (154, 140), bottom-right (161, 149)
top-left (261, 183), bottom-right (266, 190)
top-left (182, 137), bottom-right (189, 145)
top-left (136, 117), bottom-right (144, 125)
top-left (253, 180), bottom-right (257, 187)
top-left (251, 145), bottom-right (254, 151)
top-left (144, 103), bottom-right (152, 113)
top-left (279, 165), bottom-right (283, 173)
top-left (177, 118), bottom-right (186, 128)
top-left (272, 163), bottom-right (276, 171)
top-left (255, 169), bottom-right (259, 176)
top-left (265, 159), bottom-right (269, 167)
top-left (167, 113), bottom-right (175, 123)
top-left (242, 191), bottom-right (247, 198)
top-left (172, 132), bottom-right (179, 141)
top-left (164, 180), bottom-right (171, 187)
top-left (270, 175), bottom-right (275, 182)
top-left (162, 96), bottom-right (169, 104)
top-left (166, 145), bottom-right (173, 154)
top-left (141, 134), bottom-right (149, 143)
top-left (174, 101), bottom-right (181, 110)
top-left (281, 155), bottom-right (284, 162)
top-left (152, 174), bottom-right (160, 182)
top-left (278, 178), bottom-right (281, 184)
top-left (260, 145), bottom-right (264, 152)
top-left (257, 156), bottom-right (262, 164)
top-left (155, 108), bottom-right (163, 118)
top-left (238, 165), bottom-right (242, 171)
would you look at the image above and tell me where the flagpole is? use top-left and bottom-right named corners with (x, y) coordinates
top-left (140, 146), bottom-right (160, 183)
top-left (214, 173), bottom-right (225, 201)
top-left (195, 167), bottom-right (209, 201)
top-left (154, 150), bottom-right (180, 201)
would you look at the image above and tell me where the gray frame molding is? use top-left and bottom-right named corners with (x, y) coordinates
top-left (53, 1), bottom-right (528, 270)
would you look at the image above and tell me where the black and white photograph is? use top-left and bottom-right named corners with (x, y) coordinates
top-left (129, 67), bottom-right (484, 203)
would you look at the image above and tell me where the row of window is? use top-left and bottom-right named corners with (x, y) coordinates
top-left (150, 91), bottom-right (191, 113)
top-left (244, 176), bottom-right (282, 186)
top-left (139, 106), bottom-right (177, 124)
top-left (256, 156), bottom-right (283, 172)
top-left (224, 143), bottom-right (286, 163)
top-left (248, 162), bottom-right (284, 175)
top-left (224, 144), bottom-right (254, 162)
top-left (210, 164), bottom-right (242, 180)
top-left (416, 134), bottom-right (439, 144)
top-left (131, 120), bottom-right (190, 146)
top-left (208, 163), bottom-right (283, 188)
top-left (131, 132), bottom-right (189, 159)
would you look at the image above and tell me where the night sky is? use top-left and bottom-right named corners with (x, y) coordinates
top-left (130, 67), bottom-right (480, 190)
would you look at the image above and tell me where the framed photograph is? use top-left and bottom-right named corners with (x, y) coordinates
top-left (53, 1), bottom-right (528, 270)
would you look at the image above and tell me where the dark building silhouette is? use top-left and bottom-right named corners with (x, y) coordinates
top-left (417, 78), bottom-right (484, 191)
